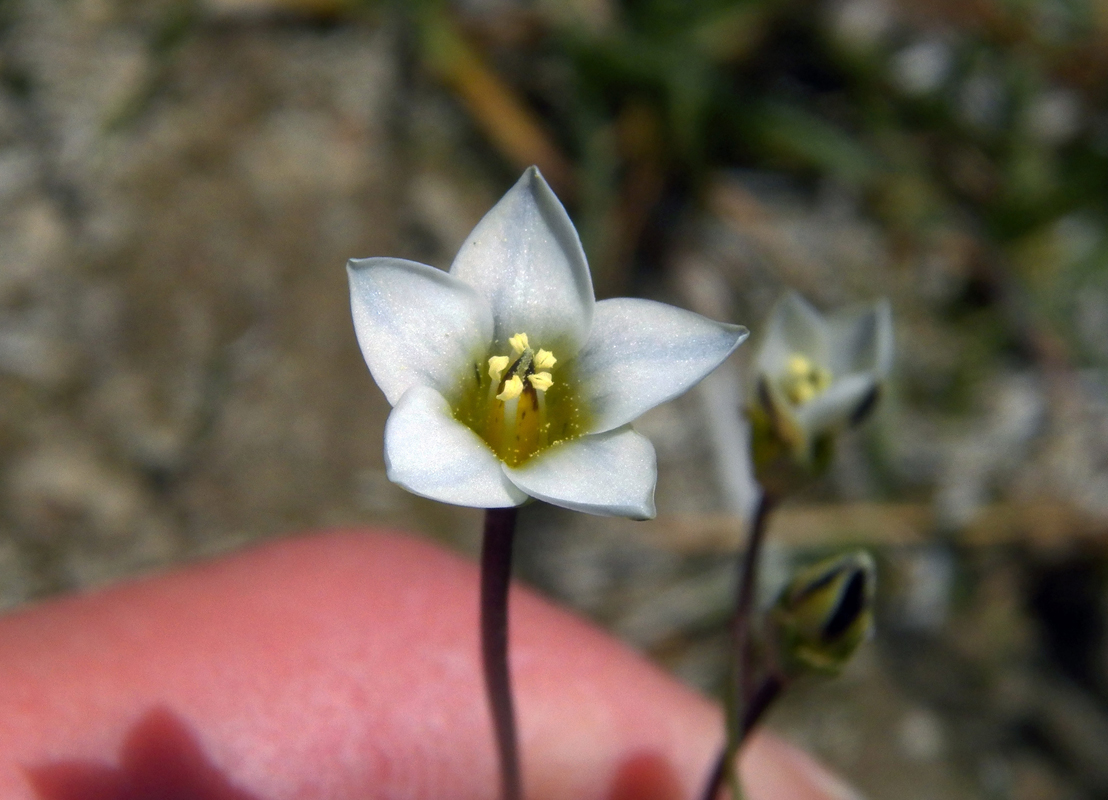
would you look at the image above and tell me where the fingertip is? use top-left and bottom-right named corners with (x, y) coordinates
top-left (741, 733), bottom-right (864, 800)
top-left (605, 751), bottom-right (684, 800)
top-left (0, 530), bottom-right (721, 799)
top-left (0, 529), bottom-right (857, 800)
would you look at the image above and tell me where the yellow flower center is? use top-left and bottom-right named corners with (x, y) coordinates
top-left (453, 332), bottom-right (588, 466)
top-left (781, 354), bottom-right (832, 406)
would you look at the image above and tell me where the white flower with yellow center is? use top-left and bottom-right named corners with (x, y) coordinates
top-left (348, 167), bottom-right (748, 519)
top-left (750, 291), bottom-right (893, 483)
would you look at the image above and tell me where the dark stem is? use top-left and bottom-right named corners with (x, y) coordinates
top-left (733, 492), bottom-right (775, 712)
top-left (699, 491), bottom-right (777, 800)
top-left (699, 673), bottom-right (787, 800)
top-left (481, 506), bottom-right (522, 800)
top-left (742, 672), bottom-right (785, 735)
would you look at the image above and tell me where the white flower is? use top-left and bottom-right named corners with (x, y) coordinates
top-left (348, 167), bottom-right (748, 519)
top-left (750, 291), bottom-right (893, 477)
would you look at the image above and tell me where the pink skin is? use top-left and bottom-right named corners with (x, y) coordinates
top-left (0, 530), bottom-right (853, 800)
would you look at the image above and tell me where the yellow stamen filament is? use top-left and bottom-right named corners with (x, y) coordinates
top-left (497, 375), bottom-right (524, 401)
top-left (509, 333), bottom-right (530, 355)
top-left (535, 389), bottom-right (549, 448)
top-left (488, 355), bottom-right (509, 382)
top-left (534, 349), bottom-right (557, 370)
top-left (528, 372), bottom-right (553, 392)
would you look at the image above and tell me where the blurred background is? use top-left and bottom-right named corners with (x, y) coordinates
top-left (2, 0), bottom-right (1108, 796)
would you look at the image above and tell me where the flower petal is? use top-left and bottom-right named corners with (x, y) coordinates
top-left (794, 373), bottom-right (876, 434)
top-left (503, 426), bottom-right (657, 519)
top-left (348, 258), bottom-right (494, 406)
top-left (449, 167), bottom-right (594, 357)
top-left (575, 298), bottom-right (749, 434)
top-left (384, 386), bottom-right (529, 508)
top-left (755, 291), bottom-right (830, 378)
top-left (827, 299), bottom-right (894, 378)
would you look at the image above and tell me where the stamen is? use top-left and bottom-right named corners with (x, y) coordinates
top-left (509, 333), bottom-right (530, 355)
top-left (497, 375), bottom-right (524, 401)
top-left (451, 331), bottom-right (582, 467)
top-left (786, 354), bottom-right (812, 378)
top-left (790, 382), bottom-right (816, 405)
top-left (534, 349), bottom-right (557, 370)
top-left (535, 389), bottom-right (549, 448)
top-left (782, 352), bottom-right (833, 406)
top-left (488, 355), bottom-right (509, 382)
top-left (528, 372), bottom-right (553, 392)
top-left (500, 393), bottom-right (520, 458)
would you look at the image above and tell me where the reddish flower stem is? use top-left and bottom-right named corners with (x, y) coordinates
top-left (481, 506), bottom-right (522, 800)
top-left (699, 491), bottom-right (777, 800)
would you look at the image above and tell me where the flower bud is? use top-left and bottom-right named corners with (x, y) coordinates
top-left (770, 550), bottom-right (876, 676)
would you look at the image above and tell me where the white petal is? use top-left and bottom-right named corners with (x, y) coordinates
top-left (449, 167), bottom-right (594, 357)
top-left (827, 299), bottom-right (894, 378)
top-left (384, 385), bottom-right (528, 508)
top-left (755, 291), bottom-right (831, 377)
top-left (575, 298), bottom-right (749, 433)
top-left (349, 258), bottom-right (494, 406)
top-left (503, 427), bottom-right (657, 519)
top-left (795, 373), bottom-right (877, 434)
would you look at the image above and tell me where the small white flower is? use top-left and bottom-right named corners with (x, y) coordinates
top-left (751, 291), bottom-right (893, 474)
top-left (348, 167), bottom-right (748, 519)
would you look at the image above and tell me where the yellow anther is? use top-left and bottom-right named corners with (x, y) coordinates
top-left (509, 333), bottom-right (530, 355)
top-left (528, 372), bottom-right (553, 392)
top-left (534, 349), bottom-right (557, 370)
top-left (789, 382), bottom-right (816, 405)
top-left (782, 352), bottom-right (833, 405)
top-left (488, 355), bottom-right (510, 382)
top-left (497, 375), bottom-right (524, 401)
top-left (787, 354), bottom-right (813, 378)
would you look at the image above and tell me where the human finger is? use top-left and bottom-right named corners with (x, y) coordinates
top-left (0, 530), bottom-right (855, 800)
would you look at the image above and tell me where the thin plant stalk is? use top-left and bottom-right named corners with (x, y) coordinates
top-left (699, 490), bottom-right (777, 800)
top-left (481, 506), bottom-right (522, 800)
top-left (700, 672), bottom-right (787, 800)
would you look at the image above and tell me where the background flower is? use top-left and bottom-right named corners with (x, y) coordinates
top-left (749, 292), bottom-right (893, 493)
